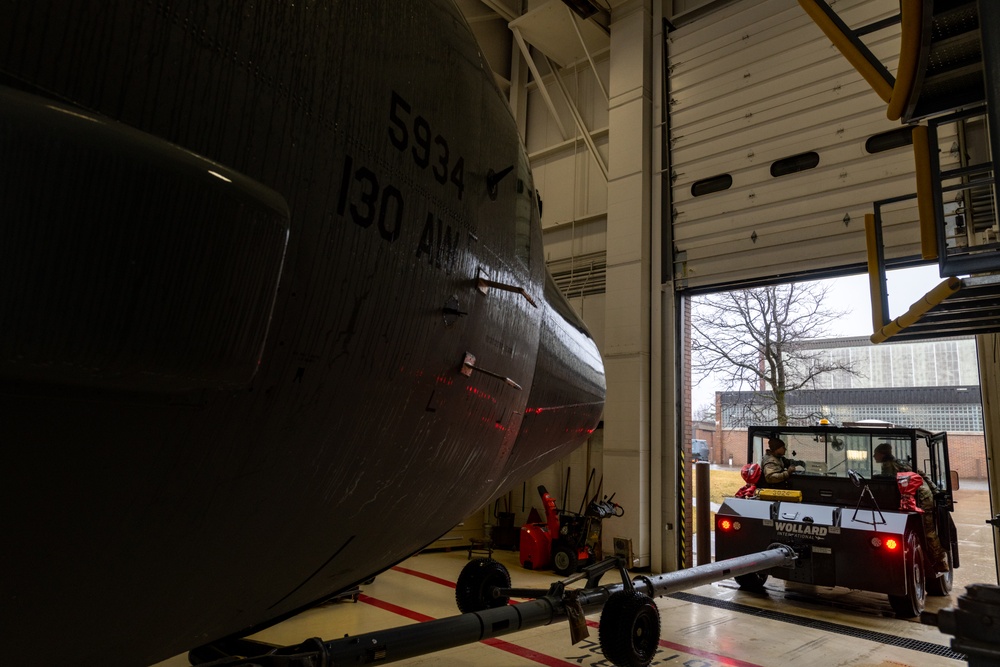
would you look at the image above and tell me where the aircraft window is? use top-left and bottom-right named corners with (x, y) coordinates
top-left (691, 174), bottom-right (732, 197)
top-left (866, 127), bottom-right (914, 154)
top-left (770, 151), bottom-right (819, 177)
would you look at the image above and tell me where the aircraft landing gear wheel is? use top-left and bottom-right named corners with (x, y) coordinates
top-left (455, 558), bottom-right (510, 613)
top-left (552, 545), bottom-right (578, 576)
top-left (889, 535), bottom-right (926, 618)
top-left (734, 571), bottom-right (768, 591)
top-left (598, 590), bottom-right (660, 667)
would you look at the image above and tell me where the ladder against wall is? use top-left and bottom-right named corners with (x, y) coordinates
top-left (800, 0), bottom-right (1000, 342)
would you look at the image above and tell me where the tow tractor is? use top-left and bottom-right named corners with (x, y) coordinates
top-left (715, 423), bottom-right (959, 617)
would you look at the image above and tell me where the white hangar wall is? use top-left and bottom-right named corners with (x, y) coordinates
top-left (528, 49), bottom-right (610, 267)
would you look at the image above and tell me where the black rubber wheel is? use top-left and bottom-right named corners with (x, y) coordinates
top-left (926, 550), bottom-right (954, 596)
top-left (734, 571), bottom-right (768, 591)
top-left (552, 545), bottom-right (578, 576)
top-left (598, 591), bottom-right (660, 667)
top-left (455, 557), bottom-right (510, 614)
top-left (889, 536), bottom-right (926, 618)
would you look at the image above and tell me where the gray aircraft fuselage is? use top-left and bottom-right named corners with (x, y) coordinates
top-left (0, 2), bottom-right (605, 665)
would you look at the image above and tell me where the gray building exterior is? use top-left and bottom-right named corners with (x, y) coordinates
top-left (719, 336), bottom-right (983, 432)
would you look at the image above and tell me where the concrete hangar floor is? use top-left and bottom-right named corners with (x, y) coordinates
top-left (155, 484), bottom-right (993, 667)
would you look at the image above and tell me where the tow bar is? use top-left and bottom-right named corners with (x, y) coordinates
top-left (192, 545), bottom-right (796, 667)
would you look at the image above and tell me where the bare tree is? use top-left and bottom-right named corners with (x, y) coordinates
top-left (693, 402), bottom-right (717, 423)
top-left (691, 282), bottom-right (857, 426)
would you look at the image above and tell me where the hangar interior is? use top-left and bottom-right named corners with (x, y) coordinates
top-left (448, 0), bottom-right (1000, 579)
top-left (140, 1), bottom-right (1000, 665)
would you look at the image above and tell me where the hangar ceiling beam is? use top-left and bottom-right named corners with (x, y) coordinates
top-left (543, 53), bottom-right (609, 181)
top-left (480, 0), bottom-right (517, 23)
top-left (512, 26), bottom-right (571, 141)
top-left (566, 5), bottom-right (610, 105)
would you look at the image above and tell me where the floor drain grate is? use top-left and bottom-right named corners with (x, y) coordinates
top-left (668, 591), bottom-right (965, 661)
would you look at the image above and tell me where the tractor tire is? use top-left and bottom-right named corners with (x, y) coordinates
top-left (455, 557), bottom-right (510, 614)
top-left (598, 590), bottom-right (660, 667)
top-left (734, 571), bottom-right (768, 591)
top-left (889, 535), bottom-right (926, 618)
top-left (926, 550), bottom-right (954, 596)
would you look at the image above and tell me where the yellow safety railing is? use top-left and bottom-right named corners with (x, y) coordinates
top-left (888, 0), bottom-right (923, 121)
top-left (870, 276), bottom-right (961, 344)
top-left (864, 213), bottom-right (887, 333)
top-left (799, 0), bottom-right (922, 120)
top-left (865, 211), bottom-right (960, 344)
top-left (912, 125), bottom-right (939, 260)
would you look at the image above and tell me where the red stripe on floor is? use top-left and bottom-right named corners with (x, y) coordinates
top-left (482, 638), bottom-right (580, 667)
top-left (585, 620), bottom-right (763, 667)
top-left (391, 565), bottom-right (457, 588)
top-left (386, 567), bottom-right (763, 667)
top-left (358, 593), bottom-right (434, 623)
top-left (358, 594), bottom-right (578, 666)
top-left (657, 640), bottom-right (764, 667)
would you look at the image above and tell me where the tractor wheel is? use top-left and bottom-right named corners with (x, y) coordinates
top-left (889, 536), bottom-right (926, 618)
top-left (734, 571), bottom-right (768, 591)
top-left (926, 550), bottom-right (954, 596)
top-left (598, 590), bottom-right (660, 667)
top-left (455, 558), bottom-right (510, 614)
top-left (552, 545), bottom-right (579, 576)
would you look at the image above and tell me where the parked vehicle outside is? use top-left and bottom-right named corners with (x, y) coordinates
top-left (691, 438), bottom-right (709, 462)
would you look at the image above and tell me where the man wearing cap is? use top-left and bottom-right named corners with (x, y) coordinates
top-left (762, 437), bottom-right (799, 484)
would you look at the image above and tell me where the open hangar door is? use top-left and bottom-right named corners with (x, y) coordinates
top-left (665, 0), bottom-right (920, 570)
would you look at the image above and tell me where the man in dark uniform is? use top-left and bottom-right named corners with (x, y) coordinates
top-left (762, 437), bottom-right (799, 484)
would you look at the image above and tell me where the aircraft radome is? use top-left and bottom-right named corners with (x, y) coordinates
top-left (0, 1), bottom-right (606, 664)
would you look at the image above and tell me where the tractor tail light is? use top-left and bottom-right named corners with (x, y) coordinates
top-left (717, 518), bottom-right (741, 531)
top-left (871, 536), bottom-right (901, 551)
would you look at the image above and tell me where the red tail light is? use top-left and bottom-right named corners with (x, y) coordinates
top-left (717, 518), bottom-right (740, 531)
top-left (871, 536), bottom-right (901, 551)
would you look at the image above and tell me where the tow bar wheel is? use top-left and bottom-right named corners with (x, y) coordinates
top-left (455, 558), bottom-right (511, 614)
top-left (598, 590), bottom-right (660, 667)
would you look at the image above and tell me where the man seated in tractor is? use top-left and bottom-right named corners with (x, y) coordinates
top-left (761, 437), bottom-right (800, 485)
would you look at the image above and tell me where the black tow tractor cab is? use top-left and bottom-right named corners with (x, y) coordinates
top-left (715, 424), bottom-right (959, 618)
